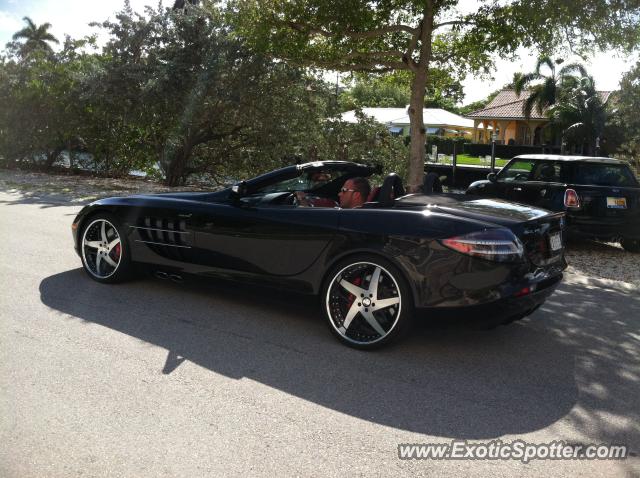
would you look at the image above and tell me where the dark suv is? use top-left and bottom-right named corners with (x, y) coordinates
top-left (466, 155), bottom-right (640, 252)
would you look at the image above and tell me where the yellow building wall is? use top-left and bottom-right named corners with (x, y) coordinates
top-left (504, 121), bottom-right (517, 144)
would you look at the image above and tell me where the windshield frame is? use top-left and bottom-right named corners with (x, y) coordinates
top-left (243, 161), bottom-right (377, 197)
top-left (496, 158), bottom-right (536, 182)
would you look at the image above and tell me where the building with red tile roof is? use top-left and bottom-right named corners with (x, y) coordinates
top-left (467, 89), bottom-right (612, 145)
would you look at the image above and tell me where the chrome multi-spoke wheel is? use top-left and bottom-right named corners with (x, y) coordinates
top-left (81, 218), bottom-right (123, 280)
top-left (325, 259), bottom-right (410, 348)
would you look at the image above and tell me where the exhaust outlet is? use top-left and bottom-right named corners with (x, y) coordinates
top-left (155, 271), bottom-right (169, 280)
top-left (169, 274), bottom-right (183, 283)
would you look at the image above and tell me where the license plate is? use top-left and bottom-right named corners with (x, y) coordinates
top-left (607, 197), bottom-right (627, 209)
top-left (549, 232), bottom-right (562, 251)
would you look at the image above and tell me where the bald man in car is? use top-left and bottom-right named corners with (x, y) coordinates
top-left (338, 177), bottom-right (371, 209)
top-left (295, 176), bottom-right (370, 208)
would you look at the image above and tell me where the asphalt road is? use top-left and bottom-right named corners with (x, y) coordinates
top-left (1, 189), bottom-right (639, 477)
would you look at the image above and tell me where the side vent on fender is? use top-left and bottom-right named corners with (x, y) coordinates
top-left (132, 217), bottom-right (192, 261)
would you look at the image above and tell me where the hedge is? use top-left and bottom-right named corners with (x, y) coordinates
top-left (462, 143), bottom-right (561, 158)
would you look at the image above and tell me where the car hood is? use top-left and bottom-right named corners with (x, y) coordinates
top-left (395, 193), bottom-right (554, 226)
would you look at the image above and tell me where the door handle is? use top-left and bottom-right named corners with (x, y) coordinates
top-left (179, 213), bottom-right (192, 218)
top-left (514, 187), bottom-right (522, 191)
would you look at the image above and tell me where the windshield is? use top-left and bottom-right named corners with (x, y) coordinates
top-left (255, 168), bottom-right (352, 194)
top-left (498, 159), bottom-right (535, 181)
top-left (573, 163), bottom-right (638, 187)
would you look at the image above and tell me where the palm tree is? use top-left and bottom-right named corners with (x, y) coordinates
top-left (513, 56), bottom-right (588, 118)
top-left (548, 76), bottom-right (607, 155)
top-left (12, 17), bottom-right (59, 57)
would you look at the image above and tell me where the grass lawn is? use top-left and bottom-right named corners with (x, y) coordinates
top-left (454, 154), bottom-right (509, 167)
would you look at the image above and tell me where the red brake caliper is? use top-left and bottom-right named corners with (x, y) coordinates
top-left (112, 243), bottom-right (121, 261)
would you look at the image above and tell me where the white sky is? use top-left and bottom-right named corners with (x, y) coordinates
top-left (1, 0), bottom-right (637, 104)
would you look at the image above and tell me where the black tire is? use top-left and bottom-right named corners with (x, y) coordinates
top-left (322, 254), bottom-right (414, 349)
top-left (79, 212), bottom-right (133, 284)
top-left (621, 238), bottom-right (640, 253)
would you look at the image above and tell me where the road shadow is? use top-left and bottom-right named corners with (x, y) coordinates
top-left (38, 269), bottom-right (638, 444)
top-left (0, 190), bottom-right (94, 208)
top-left (0, 171), bottom-right (204, 208)
top-left (0, 172), bottom-right (106, 207)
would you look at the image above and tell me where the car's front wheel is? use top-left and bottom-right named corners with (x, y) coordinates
top-left (322, 256), bottom-right (413, 349)
top-left (621, 238), bottom-right (640, 253)
top-left (80, 214), bottom-right (132, 283)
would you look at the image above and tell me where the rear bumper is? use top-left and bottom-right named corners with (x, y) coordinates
top-left (400, 236), bottom-right (567, 310)
top-left (424, 273), bottom-right (562, 326)
top-left (566, 216), bottom-right (640, 241)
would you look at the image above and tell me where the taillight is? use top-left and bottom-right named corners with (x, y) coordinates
top-left (564, 189), bottom-right (580, 208)
top-left (440, 228), bottom-right (524, 262)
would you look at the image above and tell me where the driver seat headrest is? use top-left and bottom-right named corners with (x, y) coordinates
top-left (367, 186), bottom-right (381, 203)
top-left (378, 173), bottom-right (405, 206)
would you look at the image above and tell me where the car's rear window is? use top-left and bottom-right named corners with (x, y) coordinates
top-left (572, 163), bottom-right (639, 187)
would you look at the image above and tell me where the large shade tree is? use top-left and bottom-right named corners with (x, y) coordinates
top-left (0, 2), bottom-right (406, 182)
top-left (90, 2), bottom-right (386, 185)
top-left (0, 36), bottom-right (89, 170)
top-left (340, 69), bottom-right (464, 111)
top-left (233, 0), bottom-right (640, 191)
top-left (91, 3), bottom-right (303, 185)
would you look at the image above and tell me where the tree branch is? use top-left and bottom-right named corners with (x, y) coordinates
top-left (349, 65), bottom-right (407, 73)
top-left (194, 124), bottom-right (245, 145)
top-left (311, 59), bottom-right (410, 72)
top-left (433, 20), bottom-right (475, 30)
top-left (288, 22), bottom-right (416, 39)
top-left (342, 50), bottom-right (405, 60)
top-left (404, 20), bottom-right (422, 71)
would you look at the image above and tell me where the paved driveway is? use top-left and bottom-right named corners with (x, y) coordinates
top-left (0, 189), bottom-right (638, 477)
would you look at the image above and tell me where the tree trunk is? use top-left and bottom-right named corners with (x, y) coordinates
top-left (165, 142), bottom-right (193, 187)
top-left (308, 145), bottom-right (318, 162)
top-left (67, 140), bottom-right (74, 170)
top-left (407, 2), bottom-right (434, 193)
top-left (407, 68), bottom-right (428, 192)
top-left (44, 145), bottom-right (64, 170)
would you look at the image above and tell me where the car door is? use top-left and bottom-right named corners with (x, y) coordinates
top-left (494, 158), bottom-right (537, 204)
top-left (512, 161), bottom-right (568, 210)
top-left (190, 199), bottom-right (340, 277)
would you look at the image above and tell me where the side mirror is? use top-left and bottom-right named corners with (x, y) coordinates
top-left (230, 181), bottom-right (248, 200)
top-left (487, 173), bottom-right (497, 183)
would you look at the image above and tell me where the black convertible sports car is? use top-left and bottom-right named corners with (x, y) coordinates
top-left (72, 161), bottom-right (567, 349)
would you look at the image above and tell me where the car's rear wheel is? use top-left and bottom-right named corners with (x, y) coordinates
top-left (621, 238), bottom-right (640, 253)
top-left (323, 256), bottom-right (413, 349)
top-left (80, 214), bottom-right (132, 283)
